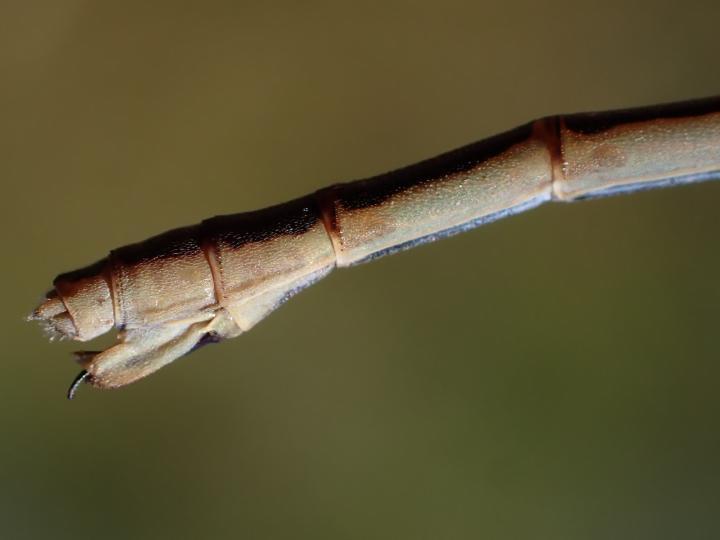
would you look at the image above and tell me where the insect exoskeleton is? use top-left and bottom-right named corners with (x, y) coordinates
top-left (31, 199), bottom-right (337, 395)
top-left (30, 95), bottom-right (720, 397)
top-left (32, 259), bottom-right (114, 342)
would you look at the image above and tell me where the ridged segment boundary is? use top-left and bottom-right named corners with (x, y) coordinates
top-left (314, 186), bottom-right (342, 264)
top-left (535, 115), bottom-right (566, 201)
top-left (200, 238), bottom-right (224, 307)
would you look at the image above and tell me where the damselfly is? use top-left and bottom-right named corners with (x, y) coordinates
top-left (30, 96), bottom-right (720, 398)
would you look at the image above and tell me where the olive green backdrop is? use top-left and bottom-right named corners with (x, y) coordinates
top-left (2, 2), bottom-right (719, 539)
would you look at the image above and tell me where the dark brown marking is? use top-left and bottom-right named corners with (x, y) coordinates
top-left (201, 194), bottom-right (322, 249)
top-left (331, 122), bottom-right (535, 211)
top-left (563, 95), bottom-right (720, 135)
top-left (110, 225), bottom-right (204, 266)
top-left (54, 258), bottom-right (108, 286)
top-left (104, 195), bottom-right (326, 295)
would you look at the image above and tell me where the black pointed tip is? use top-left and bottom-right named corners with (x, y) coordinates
top-left (67, 370), bottom-right (90, 400)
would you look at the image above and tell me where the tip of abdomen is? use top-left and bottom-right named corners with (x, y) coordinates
top-left (28, 291), bottom-right (77, 340)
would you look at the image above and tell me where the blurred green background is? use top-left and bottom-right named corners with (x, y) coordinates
top-left (2, 1), bottom-right (719, 539)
